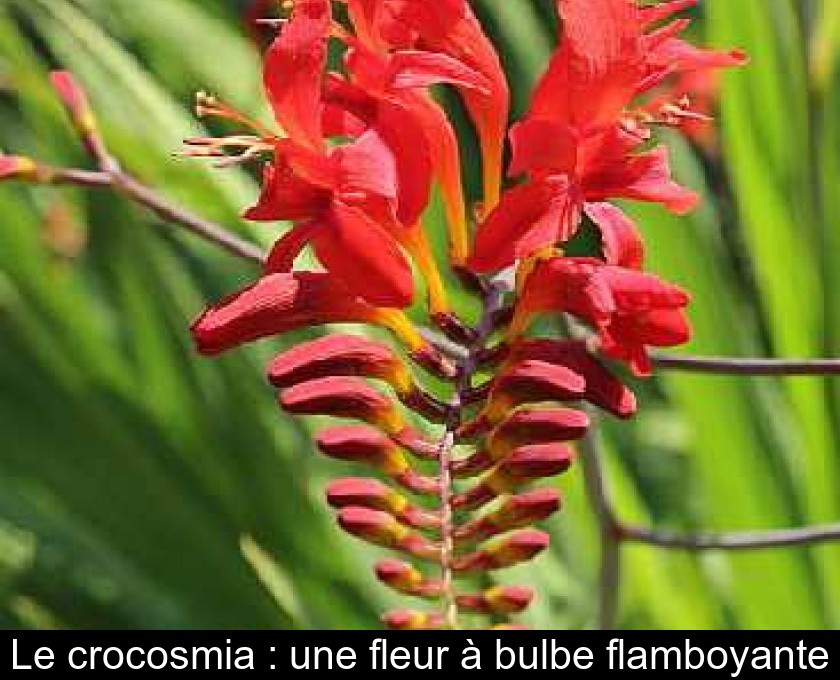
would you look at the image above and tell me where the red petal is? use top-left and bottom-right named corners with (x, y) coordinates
top-left (491, 408), bottom-right (590, 453)
top-left (508, 119), bottom-right (578, 178)
top-left (469, 178), bottom-right (579, 273)
top-left (311, 203), bottom-right (414, 307)
top-left (334, 130), bottom-right (399, 202)
top-left (585, 145), bottom-right (699, 215)
top-left (263, 0), bottom-right (330, 150)
top-left (264, 221), bottom-right (321, 273)
top-left (584, 202), bottom-right (645, 269)
top-left (532, 0), bottom-right (643, 128)
top-left (190, 272), bottom-right (373, 355)
top-left (492, 360), bottom-right (586, 407)
top-left (388, 50), bottom-right (491, 93)
top-left (501, 444), bottom-right (576, 479)
top-left (651, 38), bottom-right (749, 72)
top-left (518, 257), bottom-right (617, 327)
top-left (243, 161), bottom-right (330, 222)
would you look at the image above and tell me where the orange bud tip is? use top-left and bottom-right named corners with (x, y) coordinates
top-left (0, 156), bottom-right (37, 181)
top-left (50, 71), bottom-right (96, 134)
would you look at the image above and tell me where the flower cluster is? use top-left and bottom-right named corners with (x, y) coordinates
top-left (191, 0), bottom-right (745, 629)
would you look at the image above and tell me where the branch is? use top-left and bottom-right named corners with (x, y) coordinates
top-left (653, 354), bottom-right (840, 376)
top-left (577, 411), bottom-right (622, 631)
top-left (618, 522), bottom-right (840, 551)
top-left (4, 71), bottom-right (266, 265)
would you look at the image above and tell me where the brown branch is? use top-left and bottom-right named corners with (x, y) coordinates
top-left (618, 522), bottom-right (840, 550)
top-left (23, 71), bottom-right (267, 265)
top-left (653, 354), bottom-right (840, 376)
top-left (577, 415), bottom-right (622, 631)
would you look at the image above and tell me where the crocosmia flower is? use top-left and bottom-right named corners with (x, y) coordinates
top-left (183, 0), bottom-right (745, 630)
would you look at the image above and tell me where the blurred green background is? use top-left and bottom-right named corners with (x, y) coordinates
top-left (0, 0), bottom-right (838, 630)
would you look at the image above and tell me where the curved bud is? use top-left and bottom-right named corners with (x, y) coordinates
top-left (455, 488), bottom-right (562, 541)
top-left (337, 507), bottom-right (438, 560)
top-left (507, 339), bottom-right (637, 418)
top-left (375, 559), bottom-right (442, 598)
top-left (316, 425), bottom-right (439, 495)
top-left (191, 273), bottom-right (377, 356)
top-left (453, 446), bottom-right (574, 511)
top-left (463, 360), bottom-right (586, 435)
top-left (280, 376), bottom-right (405, 434)
top-left (50, 71), bottom-right (97, 137)
top-left (457, 585), bottom-right (534, 614)
top-left (327, 478), bottom-right (440, 530)
top-left (382, 609), bottom-right (444, 630)
top-left (268, 334), bottom-right (413, 392)
top-left (453, 529), bottom-right (550, 573)
top-left (488, 408), bottom-right (589, 457)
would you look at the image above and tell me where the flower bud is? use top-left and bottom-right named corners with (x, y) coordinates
top-left (455, 488), bottom-right (562, 541)
top-left (0, 156), bottom-right (38, 182)
top-left (453, 446), bottom-right (573, 511)
top-left (488, 408), bottom-right (589, 458)
top-left (375, 559), bottom-right (442, 598)
top-left (382, 609), bottom-right (444, 630)
top-left (507, 339), bottom-right (637, 418)
top-left (268, 333), bottom-right (413, 394)
top-left (327, 478), bottom-right (440, 530)
top-left (280, 376), bottom-right (405, 434)
top-left (453, 529), bottom-right (550, 572)
top-left (458, 585), bottom-right (534, 614)
top-left (50, 71), bottom-right (97, 136)
top-left (480, 360), bottom-right (586, 427)
top-left (337, 507), bottom-right (438, 559)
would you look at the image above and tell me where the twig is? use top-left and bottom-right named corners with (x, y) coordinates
top-left (577, 414), bottom-right (622, 631)
top-left (619, 522), bottom-right (840, 550)
top-left (653, 355), bottom-right (840, 376)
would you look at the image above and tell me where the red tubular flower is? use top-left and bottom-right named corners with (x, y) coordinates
top-left (191, 272), bottom-right (375, 356)
top-left (469, 0), bottom-right (745, 273)
top-left (249, 133), bottom-right (414, 308)
top-left (327, 478), bottom-right (440, 529)
top-left (343, 0), bottom-right (510, 210)
top-left (375, 559), bottom-right (442, 597)
top-left (514, 257), bottom-right (691, 375)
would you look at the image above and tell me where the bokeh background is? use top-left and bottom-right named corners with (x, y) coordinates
top-left (0, 0), bottom-right (838, 629)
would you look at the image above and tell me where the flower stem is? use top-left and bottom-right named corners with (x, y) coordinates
top-left (437, 280), bottom-right (508, 629)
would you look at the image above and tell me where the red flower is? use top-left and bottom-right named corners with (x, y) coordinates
top-left (341, 0), bottom-right (510, 209)
top-left (469, 0), bottom-right (745, 273)
top-left (514, 257), bottom-right (692, 375)
top-left (247, 132), bottom-right (414, 307)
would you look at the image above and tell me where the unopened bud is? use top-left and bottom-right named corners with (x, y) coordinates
top-left (280, 377), bottom-right (405, 434)
top-left (382, 609), bottom-right (444, 630)
top-left (327, 478), bottom-right (439, 530)
top-left (482, 361), bottom-right (586, 426)
top-left (489, 408), bottom-right (589, 459)
top-left (375, 559), bottom-right (442, 597)
top-left (456, 488), bottom-right (561, 541)
top-left (0, 155), bottom-right (38, 182)
top-left (458, 585), bottom-right (534, 614)
top-left (268, 334), bottom-right (413, 394)
top-left (453, 529), bottom-right (549, 572)
top-left (50, 71), bottom-right (97, 136)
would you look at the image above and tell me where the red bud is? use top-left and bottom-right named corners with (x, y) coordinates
top-left (268, 334), bottom-right (412, 393)
top-left (382, 609), bottom-right (444, 630)
top-left (0, 155), bottom-right (38, 181)
top-left (280, 376), bottom-right (404, 434)
top-left (453, 529), bottom-right (550, 572)
top-left (458, 585), bottom-right (534, 614)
